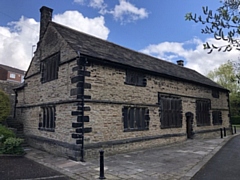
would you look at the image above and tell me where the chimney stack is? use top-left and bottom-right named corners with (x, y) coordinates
top-left (177, 60), bottom-right (184, 67)
top-left (39, 6), bottom-right (53, 41)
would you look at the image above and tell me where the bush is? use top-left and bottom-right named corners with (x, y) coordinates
top-left (0, 137), bottom-right (24, 155)
top-left (231, 116), bottom-right (240, 125)
top-left (0, 125), bottom-right (15, 143)
top-left (0, 90), bottom-right (10, 123)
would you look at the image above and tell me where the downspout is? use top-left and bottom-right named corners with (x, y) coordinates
top-left (13, 89), bottom-right (18, 118)
top-left (227, 91), bottom-right (232, 134)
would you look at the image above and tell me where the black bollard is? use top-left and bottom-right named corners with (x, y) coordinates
top-left (99, 150), bottom-right (106, 179)
top-left (224, 127), bottom-right (226, 137)
top-left (220, 128), bottom-right (223, 138)
top-left (234, 126), bottom-right (237, 134)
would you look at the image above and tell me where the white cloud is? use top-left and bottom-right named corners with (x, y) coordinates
top-left (73, 0), bottom-right (85, 5)
top-left (74, 0), bottom-right (148, 24)
top-left (140, 38), bottom-right (240, 75)
top-left (0, 17), bottom-right (39, 71)
top-left (89, 0), bottom-right (105, 9)
top-left (53, 11), bottom-right (109, 39)
top-left (0, 11), bottom-right (109, 71)
top-left (110, 0), bottom-right (148, 23)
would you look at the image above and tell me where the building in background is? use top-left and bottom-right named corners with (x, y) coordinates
top-left (0, 64), bottom-right (25, 83)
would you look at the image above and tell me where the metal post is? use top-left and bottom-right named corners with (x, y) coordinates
top-left (220, 128), bottom-right (223, 138)
top-left (99, 150), bottom-right (106, 179)
top-left (224, 127), bottom-right (226, 137)
top-left (234, 126), bottom-right (237, 134)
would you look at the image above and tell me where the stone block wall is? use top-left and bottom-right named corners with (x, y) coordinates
top-left (82, 62), bottom-right (230, 150)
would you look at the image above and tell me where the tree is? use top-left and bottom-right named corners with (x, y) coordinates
top-left (185, 0), bottom-right (240, 53)
top-left (207, 61), bottom-right (240, 115)
top-left (207, 61), bottom-right (239, 92)
top-left (0, 90), bottom-right (10, 123)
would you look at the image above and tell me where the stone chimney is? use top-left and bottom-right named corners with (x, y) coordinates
top-left (177, 60), bottom-right (184, 67)
top-left (39, 6), bottom-right (53, 41)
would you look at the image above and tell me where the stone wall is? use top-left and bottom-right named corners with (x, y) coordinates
top-left (17, 58), bottom-right (230, 160)
top-left (84, 63), bottom-right (229, 143)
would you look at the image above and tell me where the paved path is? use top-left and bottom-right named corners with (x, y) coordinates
top-left (192, 134), bottom-right (240, 180)
top-left (24, 134), bottom-right (237, 180)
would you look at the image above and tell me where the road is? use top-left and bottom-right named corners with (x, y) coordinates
top-left (0, 156), bottom-right (71, 180)
top-left (192, 134), bottom-right (240, 180)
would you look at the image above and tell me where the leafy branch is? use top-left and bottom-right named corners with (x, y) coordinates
top-left (185, 0), bottom-right (240, 53)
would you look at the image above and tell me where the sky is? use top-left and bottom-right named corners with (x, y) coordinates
top-left (0, 0), bottom-right (239, 75)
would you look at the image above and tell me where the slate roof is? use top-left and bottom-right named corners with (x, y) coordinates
top-left (50, 22), bottom-right (227, 91)
top-left (0, 64), bottom-right (25, 75)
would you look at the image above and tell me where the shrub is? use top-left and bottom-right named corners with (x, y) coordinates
top-left (0, 137), bottom-right (24, 155)
top-left (231, 116), bottom-right (240, 125)
top-left (0, 125), bottom-right (15, 143)
top-left (0, 90), bottom-right (11, 123)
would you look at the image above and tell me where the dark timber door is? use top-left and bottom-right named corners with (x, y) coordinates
top-left (186, 112), bottom-right (193, 139)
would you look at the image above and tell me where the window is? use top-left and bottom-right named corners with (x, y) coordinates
top-left (122, 107), bottom-right (150, 131)
top-left (125, 70), bottom-right (146, 86)
top-left (159, 95), bottom-right (182, 128)
top-left (212, 90), bottom-right (219, 98)
top-left (212, 111), bottom-right (222, 125)
top-left (41, 52), bottom-right (60, 83)
top-left (196, 100), bottom-right (211, 126)
top-left (39, 106), bottom-right (56, 131)
top-left (10, 73), bottom-right (16, 78)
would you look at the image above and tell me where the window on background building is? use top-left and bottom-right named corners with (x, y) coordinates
top-left (196, 100), bottom-right (211, 126)
top-left (41, 52), bottom-right (60, 83)
top-left (212, 89), bottom-right (219, 98)
top-left (39, 106), bottom-right (56, 131)
top-left (10, 73), bottom-right (16, 78)
top-left (212, 111), bottom-right (222, 125)
top-left (125, 69), bottom-right (146, 87)
top-left (122, 106), bottom-right (150, 131)
top-left (159, 95), bottom-right (182, 128)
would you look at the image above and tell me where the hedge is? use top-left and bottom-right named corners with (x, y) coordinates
top-left (231, 116), bottom-right (240, 125)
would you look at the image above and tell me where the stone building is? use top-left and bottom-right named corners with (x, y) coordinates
top-left (15, 6), bottom-right (230, 161)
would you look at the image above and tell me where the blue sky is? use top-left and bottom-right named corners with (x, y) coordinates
top-left (0, 0), bottom-right (238, 75)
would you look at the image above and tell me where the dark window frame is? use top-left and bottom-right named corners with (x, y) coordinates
top-left (212, 111), bottom-right (222, 125)
top-left (125, 69), bottom-right (146, 87)
top-left (196, 99), bottom-right (211, 126)
top-left (159, 95), bottom-right (183, 129)
top-left (41, 52), bottom-right (60, 83)
top-left (39, 106), bottom-right (56, 132)
top-left (212, 90), bottom-right (219, 98)
top-left (122, 106), bottom-right (150, 132)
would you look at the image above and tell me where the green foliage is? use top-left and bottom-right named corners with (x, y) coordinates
top-left (0, 90), bottom-right (11, 123)
top-left (207, 61), bottom-right (240, 116)
top-left (231, 116), bottom-right (240, 124)
top-left (0, 125), bottom-right (15, 143)
top-left (0, 137), bottom-right (24, 155)
top-left (207, 61), bottom-right (239, 92)
top-left (185, 0), bottom-right (240, 53)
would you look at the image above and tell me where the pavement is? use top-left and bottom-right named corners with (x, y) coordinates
top-left (22, 133), bottom-right (238, 180)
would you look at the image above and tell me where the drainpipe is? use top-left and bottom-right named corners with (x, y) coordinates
top-left (13, 89), bottom-right (18, 118)
top-left (227, 91), bottom-right (232, 134)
